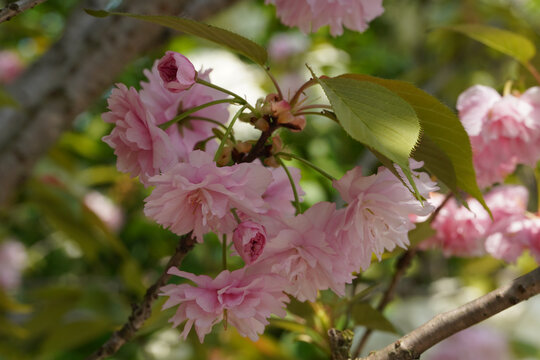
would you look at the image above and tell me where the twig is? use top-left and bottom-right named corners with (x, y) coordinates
top-left (357, 266), bottom-right (540, 360)
top-left (86, 233), bottom-right (196, 360)
top-left (0, 0), bottom-right (48, 23)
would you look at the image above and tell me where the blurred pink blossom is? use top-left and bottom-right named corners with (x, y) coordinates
top-left (457, 85), bottom-right (540, 187)
top-left (333, 160), bottom-right (438, 271)
top-left (0, 50), bottom-right (24, 84)
top-left (157, 51), bottom-right (197, 93)
top-left (266, 0), bottom-right (384, 36)
top-left (161, 267), bottom-right (288, 342)
top-left (257, 202), bottom-right (354, 302)
top-left (102, 84), bottom-right (176, 185)
top-left (268, 32), bottom-right (309, 61)
top-left (0, 240), bottom-right (27, 291)
top-left (141, 61), bottom-right (229, 162)
top-left (144, 150), bottom-right (272, 241)
top-left (232, 221), bottom-right (267, 265)
top-left (427, 327), bottom-right (512, 360)
top-left (424, 186), bottom-right (531, 260)
top-left (84, 191), bottom-right (124, 231)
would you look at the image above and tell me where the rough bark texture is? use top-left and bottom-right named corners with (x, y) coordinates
top-left (0, 0), bottom-right (239, 204)
top-left (358, 266), bottom-right (540, 360)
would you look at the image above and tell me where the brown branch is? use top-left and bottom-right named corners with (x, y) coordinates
top-left (357, 266), bottom-right (540, 360)
top-left (86, 233), bottom-right (196, 360)
top-left (0, 0), bottom-right (48, 23)
top-left (0, 0), bottom-right (240, 206)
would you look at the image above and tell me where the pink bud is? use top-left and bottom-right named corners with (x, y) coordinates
top-left (157, 51), bottom-right (197, 93)
top-left (233, 221), bottom-right (267, 264)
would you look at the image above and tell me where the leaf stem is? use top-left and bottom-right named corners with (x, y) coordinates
top-left (525, 61), bottom-right (540, 86)
top-left (277, 152), bottom-right (336, 181)
top-left (196, 78), bottom-right (256, 112)
top-left (214, 105), bottom-right (247, 162)
top-left (276, 156), bottom-right (302, 215)
top-left (231, 208), bottom-right (242, 224)
top-left (159, 98), bottom-right (239, 130)
top-left (290, 78), bottom-right (318, 107)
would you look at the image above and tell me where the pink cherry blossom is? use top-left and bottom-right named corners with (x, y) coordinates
top-left (457, 85), bottom-right (540, 187)
top-left (232, 221), bottom-right (267, 264)
top-left (333, 160), bottom-right (438, 271)
top-left (144, 150), bottom-right (272, 241)
top-left (102, 84), bottom-right (177, 185)
top-left (161, 267), bottom-right (288, 342)
top-left (257, 202), bottom-right (354, 302)
top-left (0, 50), bottom-right (24, 84)
top-left (0, 240), bottom-right (27, 291)
top-left (426, 327), bottom-right (512, 360)
top-left (157, 51), bottom-right (197, 93)
top-left (423, 186), bottom-right (530, 260)
top-left (140, 61), bottom-right (229, 162)
top-left (266, 0), bottom-right (384, 36)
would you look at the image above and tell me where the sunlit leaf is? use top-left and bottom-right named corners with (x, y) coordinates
top-left (442, 24), bottom-right (535, 64)
top-left (339, 74), bottom-right (487, 211)
top-left (84, 9), bottom-right (268, 65)
top-left (316, 75), bottom-right (421, 195)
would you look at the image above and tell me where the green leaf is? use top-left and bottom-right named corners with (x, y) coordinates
top-left (40, 319), bottom-right (113, 354)
top-left (85, 9), bottom-right (268, 65)
top-left (339, 74), bottom-right (488, 211)
top-left (408, 220), bottom-right (436, 247)
top-left (316, 75), bottom-right (421, 193)
top-left (442, 24), bottom-right (535, 65)
top-left (350, 302), bottom-right (398, 334)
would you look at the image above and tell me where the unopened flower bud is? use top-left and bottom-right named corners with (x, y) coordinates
top-left (232, 221), bottom-right (267, 264)
top-left (157, 51), bottom-right (197, 93)
top-left (216, 146), bottom-right (232, 166)
top-left (270, 136), bottom-right (283, 155)
top-left (235, 141), bottom-right (252, 154)
top-left (254, 117), bottom-right (270, 132)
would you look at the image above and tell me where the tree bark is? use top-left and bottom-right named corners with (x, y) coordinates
top-left (357, 266), bottom-right (540, 360)
top-left (0, 0), bottom-right (239, 204)
top-left (0, 0), bottom-right (49, 23)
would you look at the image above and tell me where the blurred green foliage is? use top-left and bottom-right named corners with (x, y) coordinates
top-left (2, 0), bottom-right (540, 359)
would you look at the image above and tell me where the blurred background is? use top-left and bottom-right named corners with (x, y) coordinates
top-left (1, 0), bottom-right (540, 359)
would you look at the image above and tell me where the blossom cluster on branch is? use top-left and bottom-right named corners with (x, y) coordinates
top-left (101, 51), bottom-right (439, 341)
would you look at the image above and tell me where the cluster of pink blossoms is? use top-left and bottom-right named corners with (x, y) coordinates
top-left (421, 186), bottom-right (540, 263)
top-left (457, 85), bottom-right (540, 188)
top-left (266, 0), bottom-right (384, 36)
top-left (102, 51), bottom-right (439, 341)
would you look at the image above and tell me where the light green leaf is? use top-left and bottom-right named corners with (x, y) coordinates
top-left (85, 9), bottom-right (268, 65)
top-left (316, 76), bottom-right (421, 194)
top-left (442, 24), bottom-right (535, 64)
top-left (350, 302), bottom-right (398, 334)
top-left (339, 74), bottom-right (488, 211)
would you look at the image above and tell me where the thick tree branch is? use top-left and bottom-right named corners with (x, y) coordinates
top-left (86, 233), bottom-right (196, 360)
top-left (0, 0), bottom-right (239, 205)
top-left (0, 0), bottom-right (48, 23)
top-left (358, 266), bottom-right (540, 360)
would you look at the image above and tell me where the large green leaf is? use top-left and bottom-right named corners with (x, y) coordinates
top-left (85, 9), bottom-right (268, 65)
top-left (316, 76), bottom-right (421, 193)
top-left (350, 302), bottom-right (398, 334)
top-left (339, 74), bottom-right (487, 211)
top-left (442, 24), bottom-right (535, 65)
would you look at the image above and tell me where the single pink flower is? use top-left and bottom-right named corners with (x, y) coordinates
top-left (257, 202), bottom-right (354, 302)
top-left (144, 150), bottom-right (272, 241)
top-left (141, 62), bottom-right (229, 162)
top-left (232, 221), bottom-right (267, 264)
top-left (157, 51), bottom-right (197, 93)
top-left (0, 240), bottom-right (27, 291)
top-left (457, 85), bottom-right (540, 187)
top-left (102, 84), bottom-right (177, 185)
top-left (161, 267), bottom-right (288, 342)
top-left (333, 160), bottom-right (438, 271)
top-left (266, 0), bottom-right (384, 36)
